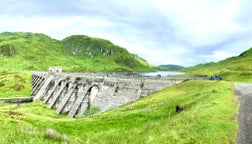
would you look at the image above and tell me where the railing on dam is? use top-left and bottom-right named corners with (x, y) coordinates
top-left (32, 71), bottom-right (193, 81)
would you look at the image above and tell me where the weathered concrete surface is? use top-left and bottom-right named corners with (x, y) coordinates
top-left (31, 70), bottom-right (188, 117)
top-left (234, 82), bottom-right (252, 144)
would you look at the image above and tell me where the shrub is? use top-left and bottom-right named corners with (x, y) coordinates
top-left (0, 43), bottom-right (15, 56)
top-left (0, 81), bottom-right (5, 87)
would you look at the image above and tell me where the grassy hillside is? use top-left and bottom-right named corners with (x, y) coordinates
top-left (0, 71), bottom-right (31, 98)
top-left (0, 32), bottom-right (156, 72)
top-left (185, 48), bottom-right (252, 82)
top-left (0, 80), bottom-right (238, 143)
top-left (159, 64), bottom-right (185, 71)
top-left (62, 35), bottom-right (155, 71)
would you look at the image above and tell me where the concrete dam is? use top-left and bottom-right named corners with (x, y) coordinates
top-left (31, 68), bottom-right (188, 118)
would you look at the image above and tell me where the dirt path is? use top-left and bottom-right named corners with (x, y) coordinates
top-left (234, 82), bottom-right (252, 144)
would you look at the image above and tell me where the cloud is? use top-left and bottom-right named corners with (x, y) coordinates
top-left (0, 0), bottom-right (252, 66)
top-left (151, 0), bottom-right (242, 45)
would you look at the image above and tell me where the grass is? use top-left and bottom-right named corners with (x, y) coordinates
top-left (0, 71), bottom-right (31, 98)
top-left (185, 67), bottom-right (252, 82)
top-left (0, 80), bottom-right (238, 143)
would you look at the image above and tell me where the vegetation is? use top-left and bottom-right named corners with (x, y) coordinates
top-left (0, 80), bottom-right (238, 143)
top-left (185, 48), bottom-right (252, 82)
top-left (0, 71), bottom-right (31, 98)
top-left (159, 64), bottom-right (185, 71)
top-left (0, 32), bottom-right (157, 72)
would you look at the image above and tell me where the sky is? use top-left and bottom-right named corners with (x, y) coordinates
top-left (0, 0), bottom-right (252, 66)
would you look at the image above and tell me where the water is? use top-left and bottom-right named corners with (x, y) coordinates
top-left (140, 71), bottom-right (185, 77)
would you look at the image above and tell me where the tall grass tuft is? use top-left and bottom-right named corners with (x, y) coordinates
top-left (44, 128), bottom-right (68, 142)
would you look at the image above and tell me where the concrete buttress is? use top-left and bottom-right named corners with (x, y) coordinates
top-left (31, 68), bottom-right (188, 117)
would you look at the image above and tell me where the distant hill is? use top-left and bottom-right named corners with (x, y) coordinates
top-left (0, 32), bottom-right (156, 72)
top-left (185, 48), bottom-right (252, 81)
top-left (159, 64), bottom-right (185, 71)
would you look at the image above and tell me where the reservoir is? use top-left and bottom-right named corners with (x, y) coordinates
top-left (140, 71), bottom-right (185, 77)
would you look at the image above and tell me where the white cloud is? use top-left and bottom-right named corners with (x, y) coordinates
top-left (0, 15), bottom-right (115, 40)
top-left (211, 51), bottom-right (231, 61)
top-left (150, 0), bottom-right (243, 46)
top-left (0, 0), bottom-right (252, 67)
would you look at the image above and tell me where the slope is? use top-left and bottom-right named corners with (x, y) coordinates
top-left (62, 35), bottom-right (154, 70)
top-left (0, 32), bottom-right (156, 72)
top-left (185, 48), bottom-right (252, 81)
top-left (0, 80), bottom-right (238, 143)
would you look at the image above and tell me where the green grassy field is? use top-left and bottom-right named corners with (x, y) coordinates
top-left (0, 80), bottom-right (238, 143)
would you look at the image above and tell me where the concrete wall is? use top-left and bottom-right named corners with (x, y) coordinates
top-left (31, 71), bottom-right (185, 117)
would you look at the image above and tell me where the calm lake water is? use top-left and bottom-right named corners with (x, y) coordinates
top-left (140, 71), bottom-right (185, 77)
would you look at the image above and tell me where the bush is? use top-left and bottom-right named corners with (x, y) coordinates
top-left (0, 81), bottom-right (5, 87)
top-left (0, 43), bottom-right (15, 56)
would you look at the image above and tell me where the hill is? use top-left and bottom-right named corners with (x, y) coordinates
top-left (0, 32), bottom-right (156, 72)
top-left (185, 48), bottom-right (252, 82)
top-left (159, 64), bottom-right (185, 71)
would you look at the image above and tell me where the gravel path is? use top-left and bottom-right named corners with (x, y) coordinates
top-left (234, 82), bottom-right (252, 144)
